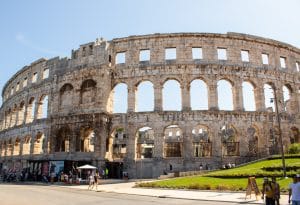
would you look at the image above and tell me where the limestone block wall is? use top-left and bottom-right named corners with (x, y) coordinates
top-left (0, 32), bottom-right (299, 178)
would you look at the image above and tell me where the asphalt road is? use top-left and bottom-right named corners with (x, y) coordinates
top-left (0, 184), bottom-right (241, 205)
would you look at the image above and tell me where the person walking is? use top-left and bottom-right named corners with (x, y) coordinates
top-left (271, 177), bottom-right (280, 205)
top-left (262, 177), bottom-right (275, 205)
top-left (93, 172), bottom-right (99, 191)
top-left (88, 173), bottom-right (94, 190)
top-left (288, 174), bottom-right (300, 205)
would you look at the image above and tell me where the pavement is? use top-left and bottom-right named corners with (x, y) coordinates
top-left (58, 179), bottom-right (289, 204)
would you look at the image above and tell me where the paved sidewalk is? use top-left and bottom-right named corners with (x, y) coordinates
top-left (63, 180), bottom-right (289, 204)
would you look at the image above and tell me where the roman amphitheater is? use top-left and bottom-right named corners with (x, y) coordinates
top-left (0, 32), bottom-right (299, 179)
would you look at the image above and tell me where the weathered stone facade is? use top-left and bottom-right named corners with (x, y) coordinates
top-left (0, 32), bottom-right (299, 178)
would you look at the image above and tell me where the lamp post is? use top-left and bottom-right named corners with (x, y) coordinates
top-left (271, 86), bottom-right (287, 178)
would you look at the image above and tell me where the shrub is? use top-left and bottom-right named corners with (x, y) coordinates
top-left (288, 143), bottom-right (300, 154)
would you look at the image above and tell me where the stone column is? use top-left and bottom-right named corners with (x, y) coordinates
top-left (274, 83), bottom-right (285, 112)
top-left (93, 127), bottom-right (102, 159)
top-left (181, 83), bottom-right (191, 111)
top-left (154, 84), bottom-right (163, 111)
top-left (127, 84), bottom-right (136, 113)
top-left (153, 130), bottom-right (164, 158)
top-left (183, 128), bottom-right (193, 159)
top-left (254, 84), bottom-right (265, 111)
top-left (233, 80), bottom-right (244, 111)
top-left (289, 87), bottom-right (299, 113)
top-left (208, 82), bottom-right (218, 110)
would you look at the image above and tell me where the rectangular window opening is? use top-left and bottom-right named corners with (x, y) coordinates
top-left (217, 48), bottom-right (227, 60)
top-left (296, 62), bottom-right (300, 72)
top-left (241, 50), bottom-right (249, 62)
top-left (139, 49), bottom-right (150, 61)
top-left (23, 77), bottom-right (28, 88)
top-left (192, 47), bottom-right (203, 60)
top-left (11, 87), bottom-right (14, 95)
top-left (32, 72), bottom-right (37, 83)
top-left (165, 48), bottom-right (176, 60)
top-left (280, 57), bottom-right (286, 68)
top-left (116, 52), bottom-right (126, 64)
top-left (262, 53), bottom-right (269, 65)
top-left (43, 69), bottom-right (49, 79)
top-left (16, 82), bottom-right (20, 92)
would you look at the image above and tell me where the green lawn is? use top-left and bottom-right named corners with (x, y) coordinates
top-left (137, 158), bottom-right (299, 191)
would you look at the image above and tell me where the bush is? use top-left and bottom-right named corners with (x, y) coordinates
top-left (288, 143), bottom-right (300, 154)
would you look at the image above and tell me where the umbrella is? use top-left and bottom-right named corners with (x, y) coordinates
top-left (77, 164), bottom-right (97, 170)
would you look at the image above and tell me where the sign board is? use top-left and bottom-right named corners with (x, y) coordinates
top-left (245, 177), bottom-right (261, 200)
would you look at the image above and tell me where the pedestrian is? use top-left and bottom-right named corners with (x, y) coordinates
top-left (88, 173), bottom-right (94, 190)
top-left (271, 177), bottom-right (280, 205)
top-left (93, 172), bottom-right (99, 191)
top-left (262, 177), bottom-right (275, 205)
top-left (288, 174), bottom-right (300, 205)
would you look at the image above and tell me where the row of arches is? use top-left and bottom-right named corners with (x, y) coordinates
top-left (1, 125), bottom-right (299, 159)
top-left (52, 124), bottom-right (262, 159)
top-left (59, 79), bottom-right (97, 107)
top-left (0, 132), bottom-right (45, 157)
top-left (1, 95), bottom-right (48, 130)
top-left (110, 79), bottom-right (293, 113)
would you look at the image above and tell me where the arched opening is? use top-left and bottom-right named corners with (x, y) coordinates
top-left (283, 85), bottom-right (291, 111)
top-left (192, 125), bottom-right (211, 157)
top-left (290, 127), bottom-right (300, 144)
top-left (264, 84), bottom-right (275, 112)
top-left (190, 79), bottom-right (208, 110)
top-left (246, 126), bottom-right (259, 156)
top-left (10, 104), bottom-right (18, 127)
top-left (1, 141), bottom-right (7, 156)
top-left (220, 125), bottom-right (239, 156)
top-left (163, 80), bottom-right (182, 111)
top-left (80, 79), bottom-right (96, 104)
top-left (22, 136), bottom-right (31, 155)
top-left (136, 81), bottom-right (154, 112)
top-left (17, 101), bottom-right (25, 125)
top-left (55, 127), bottom-right (71, 152)
top-left (110, 83), bottom-right (128, 113)
top-left (217, 80), bottom-right (233, 111)
top-left (109, 127), bottom-right (127, 159)
top-left (13, 138), bottom-right (21, 156)
top-left (136, 127), bottom-right (154, 159)
top-left (269, 126), bottom-right (280, 155)
top-left (60, 83), bottom-right (74, 107)
top-left (37, 95), bottom-right (48, 119)
top-left (33, 132), bottom-right (44, 154)
top-left (242, 81), bottom-right (256, 111)
top-left (5, 109), bottom-right (11, 129)
top-left (26, 97), bottom-right (36, 123)
top-left (164, 125), bottom-right (182, 157)
top-left (77, 126), bottom-right (95, 152)
top-left (7, 138), bottom-right (13, 156)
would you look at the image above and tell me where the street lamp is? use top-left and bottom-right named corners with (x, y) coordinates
top-left (270, 86), bottom-right (287, 178)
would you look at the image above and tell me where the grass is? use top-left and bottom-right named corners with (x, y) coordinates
top-left (137, 158), bottom-right (300, 191)
top-left (205, 158), bottom-right (300, 177)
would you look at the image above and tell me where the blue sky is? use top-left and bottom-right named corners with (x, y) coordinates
top-left (0, 0), bottom-right (300, 107)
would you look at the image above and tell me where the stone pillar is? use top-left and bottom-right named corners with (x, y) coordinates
top-left (289, 87), bottom-right (299, 113)
top-left (233, 80), bottom-right (244, 111)
top-left (153, 130), bottom-right (164, 158)
top-left (208, 82), bottom-right (218, 110)
top-left (127, 84), bottom-right (136, 113)
top-left (181, 83), bottom-right (191, 111)
top-left (274, 83), bottom-right (285, 112)
top-left (154, 84), bottom-right (163, 112)
top-left (255, 85), bottom-right (265, 111)
top-left (183, 128), bottom-right (193, 159)
top-left (93, 127), bottom-right (102, 158)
